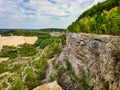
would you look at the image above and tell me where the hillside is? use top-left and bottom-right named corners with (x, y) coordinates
top-left (0, 28), bottom-right (65, 35)
top-left (0, 30), bottom-right (66, 90)
top-left (38, 28), bottom-right (65, 32)
top-left (68, 0), bottom-right (120, 35)
top-left (0, 0), bottom-right (120, 90)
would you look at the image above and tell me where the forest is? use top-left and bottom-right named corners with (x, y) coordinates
top-left (68, 0), bottom-right (120, 35)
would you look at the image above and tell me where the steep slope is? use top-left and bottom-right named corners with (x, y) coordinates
top-left (54, 32), bottom-right (120, 90)
top-left (68, 0), bottom-right (120, 35)
top-left (0, 31), bottom-right (66, 90)
top-left (35, 1), bottom-right (120, 89)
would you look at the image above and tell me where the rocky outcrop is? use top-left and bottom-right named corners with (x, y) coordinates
top-left (0, 36), bottom-right (38, 50)
top-left (33, 81), bottom-right (63, 90)
top-left (50, 32), bottom-right (64, 36)
top-left (57, 32), bottom-right (120, 90)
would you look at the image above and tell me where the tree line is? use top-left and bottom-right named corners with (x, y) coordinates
top-left (68, 0), bottom-right (120, 35)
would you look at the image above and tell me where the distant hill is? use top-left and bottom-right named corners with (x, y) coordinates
top-left (0, 29), bottom-right (9, 34)
top-left (0, 28), bottom-right (65, 35)
top-left (0, 29), bottom-right (37, 34)
top-left (68, 0), bottom-right (120, 35)
top-left (38, 28), bottom-right (65, 32)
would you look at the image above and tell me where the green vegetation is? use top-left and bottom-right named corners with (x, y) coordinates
top-left (1, 30), bottom-right (49, 36)
top-left (25, 68), bottom-right (39, 89)
top-left (49, 75), bottom-right (58, 82)
top-left (65, 60), bottom-right (76, 81)
top-left (38, 28), bottom-right (65, 32)
top-left (2, 30), bottom-right (35, 36)
top-left (78, 0), bottom-right (119, 20)
top-left (51, 59), bottom-right (94, 90)
top-left (80, 72), bottom-right (93, 90)
top-left (52, 60), bottom-right (59, 70)
top-left (2, 29), bottom-right (64, 49)
top-left (68, 0), bottom-right (120, 35)
top-left (1, 0), bottom-right (120, 89)
top-left (44, 35), bottom-right (66, 58)
top-left (44, 42), bottom-right (61, 58)
top-left (19, 44), bottom-right (38, 57)
top-left (1, 28), bottom-right (65, 36)
top-left (0, 60), bottom-right (11, 74)
top-left (0, 29), bottom-right (66, 89)
top-left (33, 55), bottom-right (48, 80)
top-left (34, 36), bottom-right (56, 49)
top-left (12, 78), bottom-right (24, 90)
top-left (0, 46), bottom-right (18, 59)
top-left (0, 44), bottom-right (38, 58)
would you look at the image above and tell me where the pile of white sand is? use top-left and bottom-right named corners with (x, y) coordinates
top-left (0, 36), bottom-right (38, 50)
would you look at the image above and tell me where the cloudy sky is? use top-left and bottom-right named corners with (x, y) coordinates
top-left (0, 0), bottom-right (105, 29)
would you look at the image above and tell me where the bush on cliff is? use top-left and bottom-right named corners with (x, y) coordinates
top-left (19, 44), bottom-right (37, 57)
top-left (0, 46), bottom-right (18, 59)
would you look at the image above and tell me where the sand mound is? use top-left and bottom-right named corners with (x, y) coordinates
top-left (0, 36), bottom-right (38, 50)
top-left (33, 81), bottom-right (62, 90)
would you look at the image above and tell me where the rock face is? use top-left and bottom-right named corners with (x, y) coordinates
top-left (57, 32), bottom-right (120, 90)
top-left (0, 36), bottom-right (38, 50)
top-left (50, 32), bottom-right (64, 36)
top-left (33, 81), bottom-right (63, 90)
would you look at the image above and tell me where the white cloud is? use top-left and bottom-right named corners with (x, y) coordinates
top-left (0, 0), bottom-right (105, 29)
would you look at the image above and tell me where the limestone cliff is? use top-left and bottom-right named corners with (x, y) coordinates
top-left (56, 32), bottom-right (120, 90)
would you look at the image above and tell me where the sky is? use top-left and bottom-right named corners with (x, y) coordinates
top-left (0, 0), bottom-right (105, 29)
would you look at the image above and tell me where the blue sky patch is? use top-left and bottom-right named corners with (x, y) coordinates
top-left (23, 0), bottom-right (30, 3)
top-left (0, 0), bottom-right (105, 29)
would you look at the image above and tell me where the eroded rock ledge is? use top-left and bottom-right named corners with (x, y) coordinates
top-left (57, 32), bottom-right (120, 90)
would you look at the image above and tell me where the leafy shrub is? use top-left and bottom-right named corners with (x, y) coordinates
top-left (65, 60), bottom-right (77, 81)
top-left (12, 78), bottom-right (24, 90)
top-left (68, 1), bottom-right (120, 36)
top-left (0, 46), bottom-right (18, 59)
top-left (39, 37), bottom-right (56, 49)
top-left (49, 75), bottom-right (58, 82)
top-left (52, 60), bottom-right (59, 70)
top-left (25, 68), bottom-right (39, 90)
top-left (34, 33), bottom-right (57, 49)
top-left (44, 43), bottom-right (62, 58)
top-left (44, 35), bottom-right (66, 59)
top-left (80, 72), bottom-right (94, 90)
top-left (78, 0), bottom-right (119, 20)
top-left (34, 56), bottom-right (48, 80)
top-left (19, 44), bottom-right (37, 57)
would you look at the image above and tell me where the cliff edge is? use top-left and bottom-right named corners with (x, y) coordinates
top-left (56, 32), bottom-right (120, 90)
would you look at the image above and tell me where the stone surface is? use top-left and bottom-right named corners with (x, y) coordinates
top-left (0, 58), bottom-right (9, 63)
top-left (57, 32), bottom-right (120, 90)
top-left (33, 81), bottom-right (63, 90)
top-left (50, 32), bottom-right (64, 37)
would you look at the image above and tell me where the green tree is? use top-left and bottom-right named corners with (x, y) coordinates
top-left (19, 44), bottom-right (37, 57)
top-left (12, 78), bottom-right (24, 90)
top-left (25, 68), bottom-right (39, 90)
